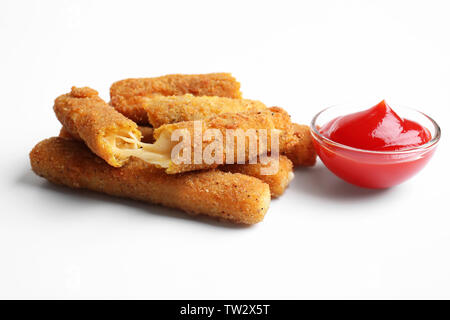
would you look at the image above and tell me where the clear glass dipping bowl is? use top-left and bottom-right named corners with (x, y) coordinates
top-left (310, 105), bottom-right (441, 189)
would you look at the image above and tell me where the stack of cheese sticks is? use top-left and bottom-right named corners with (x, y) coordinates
top-left (30, 73), bottom-right (316, 224)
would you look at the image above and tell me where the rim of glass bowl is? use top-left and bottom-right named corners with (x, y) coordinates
top-left (310, 105), bottom-right (441, 155)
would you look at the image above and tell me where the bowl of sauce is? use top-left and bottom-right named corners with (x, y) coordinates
top-left (310, 100), bottom-right (440, 188)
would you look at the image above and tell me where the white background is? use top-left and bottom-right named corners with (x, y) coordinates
top-left (0, 0), bottom-right (449, 299)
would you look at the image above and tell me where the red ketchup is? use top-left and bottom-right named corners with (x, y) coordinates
top-left (313, 100), bottom-right (437, 188)
top-left (320, 100), bottom-right (431, 151)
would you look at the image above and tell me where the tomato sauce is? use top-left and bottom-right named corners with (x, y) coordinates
top-left (312, 101), bottom-right (438, 188)
top-left (319, 100), bottom-right (431, 151)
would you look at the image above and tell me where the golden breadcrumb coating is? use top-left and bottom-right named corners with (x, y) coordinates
top-left (154, 107), bottom-right (295, 174)
top-left (60, 125), bottom-right (155, 143)
top-left (220, 155), bottom-right (294, 198)
top-left (143, 94), bottom-right (266, 128)
top-left (284, 123), bottom-right (317, 167)
top-left (110, 73), bottom-right (242, 124)
top-left (54, 87), bottom-right (141, 167)
top-left (30, 137), bottom-right (271, 225)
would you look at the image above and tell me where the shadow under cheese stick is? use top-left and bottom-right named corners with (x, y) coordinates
top-left (54, 87), bottom-right (295, 174)
top-left (136, 126), bottom-right (155, 143)
top-left (30, 137), bottom-right (271, 225)
top-left (110, 73), bottom-right (242, 124)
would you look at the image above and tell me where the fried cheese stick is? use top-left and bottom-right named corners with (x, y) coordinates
top-left (151, 119), bottom-right (315, 170)
top-left (143, 94), bottom-right (266, 128)
top-left (132, 125), bottom-right (294, 197)
top-left (219, 156), bottom-right (294, 198)
top-left (141, 98), bottom-right (316, 168)
top-left (59, 126), bottom-right (294, 198)
top-left (110, 73), bottom-right (242, 124)
top-left (55, 87), bottom-right (183, 169)
top-left (284, 124), bottom-right (317, 167)
top-left (151, 107), bottom-right (294, 174)
top-left (54, 87), bottom-right (142, 167)
top-left (30, 137), bottom-right (271, 224)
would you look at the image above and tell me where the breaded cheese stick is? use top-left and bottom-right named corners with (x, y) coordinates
top-left (136, 126), bottom-right (293, 197)
top-left (30, 137), bottom-right (271, 224)
top-left (55, 87), bottom-right (175, 169)
top-left (60, 125), bottom-right (293, 197)
top-left (284, 124), bottom-right (317, 167)
top-left (155, 117), bottom-right (315, 170)
top-left (151, 107), bottom-right (294, 174)
top-left (143, 94), bottom-right (266, 128)
top-left (136, 122), bottom-right (315, 169)
top-left (219, 156), bottom-right (294, 198)
top-left (138, 96), bottom-right (316, 168)
top-left (110, 73), bottom-right (242, 124)
top-left (54, 87), bottom-right (142, 167)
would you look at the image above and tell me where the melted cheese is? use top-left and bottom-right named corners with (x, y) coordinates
top-left (106, 130), bottom-right (173, 167)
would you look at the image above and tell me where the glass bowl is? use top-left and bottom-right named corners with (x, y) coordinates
top-left (310, 105), bottom-right (441, 189)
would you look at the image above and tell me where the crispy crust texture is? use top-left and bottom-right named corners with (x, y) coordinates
top-left (143, 94), bottom-right (266, 128)
top-left (59, 125), bottom-right (155, 143)
top-left (154, 107), bottom-right (295, 174)
top-left (110, 73), bottom-right (242, 124)
top-left (219, 155), bottom-right (294, 198)
top-left (30, 137), bottom-right (271, 224)
top-left (284, 124), bottom-right (317, 167)
top-left (54, 87), bottom-right (141, 167)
